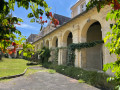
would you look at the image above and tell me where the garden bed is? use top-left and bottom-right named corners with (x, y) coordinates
top-left (42, 62), bottom-right (115, 90)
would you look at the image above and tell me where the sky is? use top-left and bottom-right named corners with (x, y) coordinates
top-left (13, 0), bottom-right (78, 38)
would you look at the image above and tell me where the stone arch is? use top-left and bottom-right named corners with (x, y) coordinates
top-left (81, 20), bottom-right (103, 70)
top-left (46, 40), bottom-right (49, 48)
top-left (81, 19), bottom-right (100, 42)
top-left (52, 36), bottom-right (58, 48)
top-left (63, 30), bottom-right (73, 47)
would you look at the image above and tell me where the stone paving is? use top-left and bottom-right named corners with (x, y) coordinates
top-left (0, 67), bottom-right (100, 90)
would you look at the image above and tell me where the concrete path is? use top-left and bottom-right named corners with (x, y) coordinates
top-left (0, 68), bottom-right (100, 90)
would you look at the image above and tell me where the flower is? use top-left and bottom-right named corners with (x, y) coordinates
top-left (12, 42), bottom-right (16, 46)
top-left (12, 49), bottom-right (16, 53)
top-left (53, 19), bottom-right (59, 27)
top-left (45, 20), bottom-right (47, 23)
top-left (62, 69), bottom-right (64, 71)
top-left (107, 0), bottom-right (120, 10)
top-left (8, 51), bottom-right (12, 55)
top-left (17, 23), bottom-right (21, 25)
top-left (42, 21), bottom-right (45, 23)
top-left (46, 12), bottom-right (53, 18)
top-left (40, 16), bottom-right (42, 20)
top-left (49, 12), bottom-right (52, 17)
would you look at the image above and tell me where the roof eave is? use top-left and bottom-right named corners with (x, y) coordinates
top-left (32, 7), bottom-right (95, 44)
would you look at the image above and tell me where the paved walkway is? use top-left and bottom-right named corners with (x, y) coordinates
top-left (0, 67), bottom-right (100, 90)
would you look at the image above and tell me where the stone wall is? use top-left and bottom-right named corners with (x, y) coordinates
top-left (32, 6), bottom-right (116, 74)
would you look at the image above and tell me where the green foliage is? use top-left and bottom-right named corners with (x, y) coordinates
top-left (47, 69), bottom-right (56, 74)
top-left (78, 79), bottom-right (85, 83)
top-left (67, 40), bottom-right (104, 66)
top-left (103, 60), bottom-right (120, 86)
top-left (50, 48), bottom-right (59, 64)
top-left (15, 35), bottom-right (26, 45)
top-left (87, 0), bottom-right (120, 89)
top-left (0, 0), bottom-right (50, 51)
top-left (103, 6), bottom-right (120, 90)
top-left (19, 42), bottom-right (35, 58)
top-left (49, 41), bottom-right (103, 66)
top-left (26, 62), bottom-right (38, 66)
top-left (38, 47), bottom-right (50, 64)
top-left (42, 63), bottom-right (114, 90)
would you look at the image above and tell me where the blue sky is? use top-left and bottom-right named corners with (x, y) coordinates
top-left (13, 0), bottom-right (78, 38)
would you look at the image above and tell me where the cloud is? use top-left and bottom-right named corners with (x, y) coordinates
top-left (15, 23), bottom-right (40, 31)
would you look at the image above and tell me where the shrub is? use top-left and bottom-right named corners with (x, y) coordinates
top-left (42, 63), bottom-right (115, 90)
top-left (26, 62), bottom-right (38, 66)
top-left (38, 47), bottom-right (50, 64)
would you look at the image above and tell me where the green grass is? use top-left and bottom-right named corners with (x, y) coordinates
top-left (47, 69), bottom-right (56, 74)
top-left (78, 79), bottom-right (85, 83)
top-left (0, 58), bottom-right (40, 77)
top-left (25, 69), bottom-right (41, 76)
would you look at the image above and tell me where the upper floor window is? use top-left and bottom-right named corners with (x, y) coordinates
top-left (81, 2), bottom-right (86, 12)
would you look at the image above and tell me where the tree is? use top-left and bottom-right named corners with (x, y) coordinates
top-left (87, 0), bottom-right (120, 89)
top-left (0, 0), bottom-right (59, 58)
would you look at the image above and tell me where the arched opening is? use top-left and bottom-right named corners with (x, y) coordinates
top-left (61, 31), bottom-right (73, 65)
top-left (56, 39), bottom-right (58, 47)
top-left (46, 40), bottom-right (49, 48)
top-left (52, 36), bottom-right (58, 48)
top-left (67, 32), bottom-right (73, 46)
top-left (63, 31), bottom-right (73, 47)
top-left (86, 21), bottom-right (103, 70)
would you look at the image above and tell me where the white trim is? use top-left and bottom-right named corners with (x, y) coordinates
top-left (78, 5), bottom-right (80, 14)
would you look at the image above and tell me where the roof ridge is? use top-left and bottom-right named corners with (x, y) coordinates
top-left (53, 13), bottom-right (71, 19)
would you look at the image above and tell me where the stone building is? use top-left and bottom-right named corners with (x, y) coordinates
top-left (32, 0), bottom-right (116, 73)
top-left (27, 34), bottom-right (38, 43)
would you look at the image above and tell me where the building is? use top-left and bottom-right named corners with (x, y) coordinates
top-left (27, 34), bottom-right (38, 43)
top-left (34, 13), bottom-right (71, 49)
top-left (32, 0), bottom-right (115, 74)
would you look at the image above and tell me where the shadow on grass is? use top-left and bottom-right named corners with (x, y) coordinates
top-left (0, 59), bottom-right (3, 62)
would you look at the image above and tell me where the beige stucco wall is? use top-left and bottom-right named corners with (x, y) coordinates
top-left (71, 0), bottom-right (90, 18)
top-left (32, 5), bottom-right (116, 74)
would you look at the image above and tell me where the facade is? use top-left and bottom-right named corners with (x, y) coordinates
top-left (32, 0), bottom-right (116, 74)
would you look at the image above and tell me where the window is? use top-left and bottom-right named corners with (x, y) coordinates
top-left (81, 2), bottom-right (86, 12)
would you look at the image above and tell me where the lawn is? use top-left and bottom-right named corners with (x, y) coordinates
top-left (0, 58), bottom-right (39, 77)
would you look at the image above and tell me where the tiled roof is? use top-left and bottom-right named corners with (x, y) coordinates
top-left (32, 14), bottom-right (71, 43)
top-left (27, 34), bottom-right (38, 43)
top-left (53, 13), bottom-right (71, 25)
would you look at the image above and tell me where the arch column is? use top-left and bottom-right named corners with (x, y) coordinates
top-left (59, 30), bottom-right (73, 65)
top-left (72, 25), bottom-right (81, 67)
top-left (45, 40), bottom-right (49, 48)
top-left (49, 37), bottom-right (52, 49)
top-left (49, 36), bottom-right (59, 62)
top-left (58, 33), bottom-right (64, 65)
top-left (48, 37), bottom-right (53, 62)
top-left (102, 24), bottom-right (117, 64)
